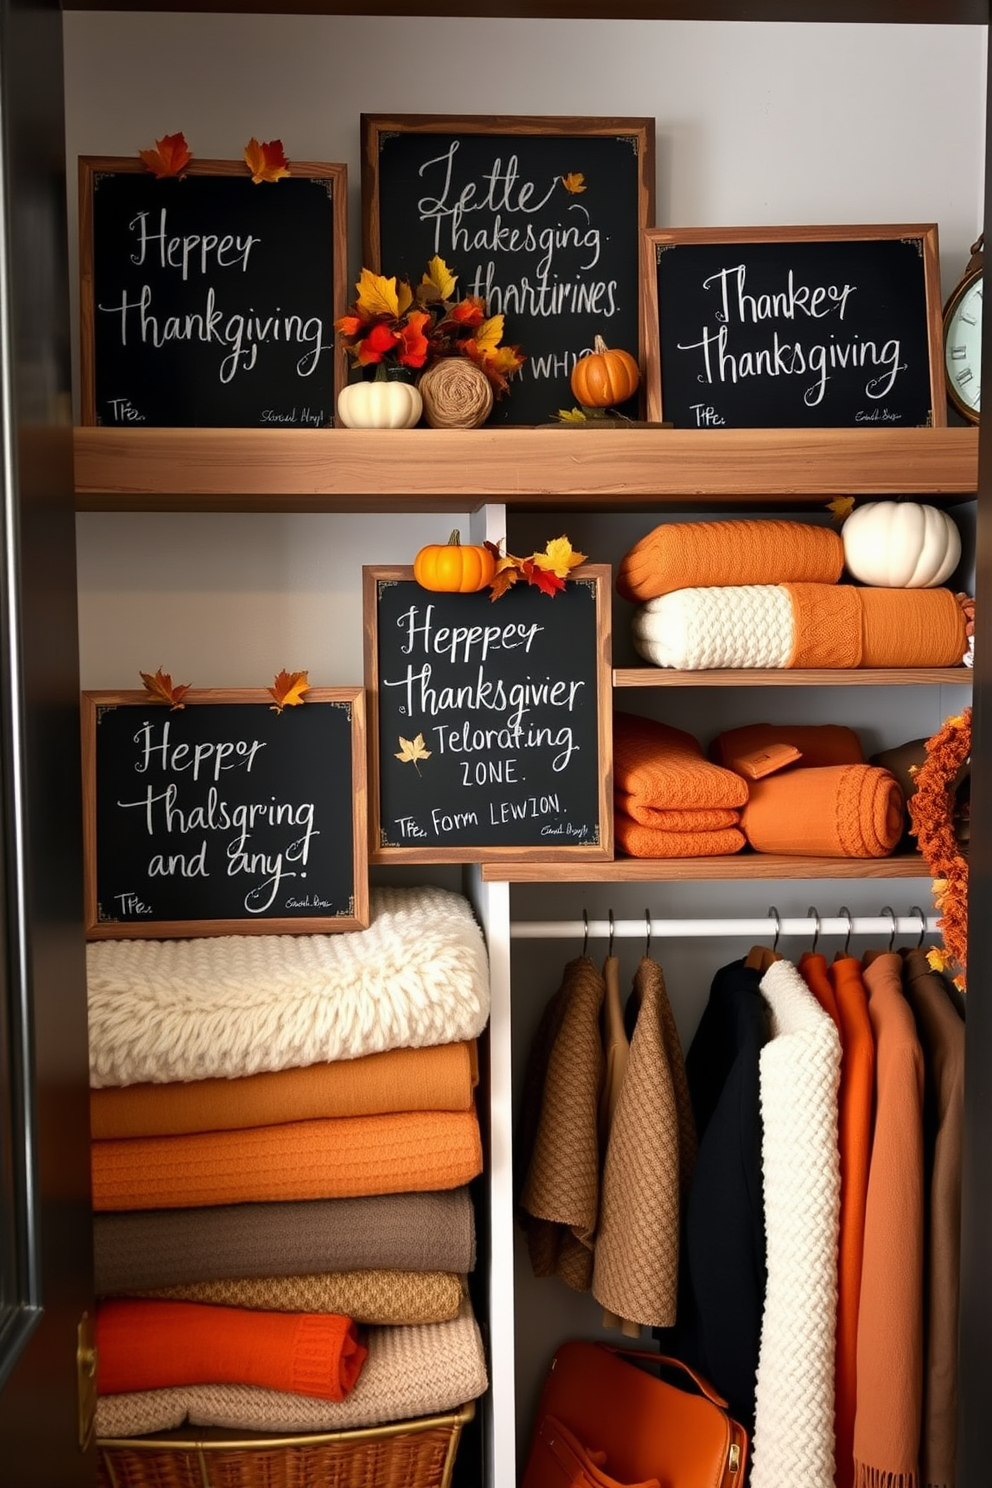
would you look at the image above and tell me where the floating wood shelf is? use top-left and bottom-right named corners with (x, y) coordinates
top-left (613, 666), bottom-right (974, 687)
top-left (73, 425), bottom-right (978, 514)
top-left (482, 851), bottom-right (934, 882)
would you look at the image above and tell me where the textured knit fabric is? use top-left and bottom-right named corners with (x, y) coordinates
top-left (96, 1299), bottom-right (366, 1401)
top-left (592, 957), bottom-right (697, 1329)
top-left (94, 1191), bottom-right (476, 1295)
top-left (134, 1271), bottom-right (465, 1326)
top-left (750, 959), bottom-right (842, 1488)
top-left (711, 722), bottom-right (865, 771)
top-left (90, 1040), bottom-right (479, 1139)
top-left (855, 952), bottom-right (925, 1488)
top-left (616, 518), bottom-right (844, 602)
top-left (614, 712), bottom-right (749, 813)
top-left (91, 1107), bottom-right (483, 1211)
top-left (901, 948), bottom-right (965, 1488)
top-left (633, 585), bottom-right (796, 669)
top-left (681, 959), bottom-right (771, 1432)
top-left (615, 809), bottom-right (746, 859)
top-left (87, 885), bottom-right (489, 1087)
top-left (94, 1299), bottom-right (488, 1437)
top-left (858, 586), bottom-right (967, 669)
top-left (518, 957), bottom-right (605, 1291)
top-left (598, 956), bottom-right (629, 1148)
top-left (740, 764), bottom-right (904, 857)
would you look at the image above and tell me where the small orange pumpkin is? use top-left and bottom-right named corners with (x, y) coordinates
top-left (413, 530), bottom-right (497, 593)
top-left (570, 335), bottom-right (641, 408)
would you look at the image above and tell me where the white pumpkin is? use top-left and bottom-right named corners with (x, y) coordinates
top-left (841, 500), bottom-right (961, 588)
top-left (336, 379), bottom-right (422, 429)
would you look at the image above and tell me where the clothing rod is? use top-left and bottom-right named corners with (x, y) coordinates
top-left (510, 912), bottom-right (938, 940)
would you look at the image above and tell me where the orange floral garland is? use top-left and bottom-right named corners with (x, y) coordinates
top-left (908, 707), bottom-right (970, 990)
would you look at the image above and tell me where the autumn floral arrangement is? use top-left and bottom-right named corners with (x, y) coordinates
top-left (413, 531), bottom-right (587, 601)
top-left (908, 706), bottom-right (970, 990)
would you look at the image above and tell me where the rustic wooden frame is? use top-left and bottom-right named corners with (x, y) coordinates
top-left (363, 564), bottom-right (614, 864)
top-left (640, 222), bottom-right (947, 427)
top-left (78, 156), bottom-right (349, 426)
top-left (81, 687), bottom-right (368, 938)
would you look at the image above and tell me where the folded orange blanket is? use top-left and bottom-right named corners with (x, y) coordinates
top-left (784, 583), bottom-right (967, 668)
top-left (615, 809), bottom-right (746, 859)
top-left (617, 519), bottom-right (843, 603)
top-left (90, 1041), bottom-right (479, 1140)
top-left (617, 798), bottom-right (741, 831)
top-left (741, 764), bottom-right (904, 857)
top-left (96, 1299), bottom-right (366, 1400)
top-left (614, 713), bottom-right (749, 813)
top-left (710, 723), bottom-right (864, 772)
top-left (91, 1109), bottom-right (483, 1212)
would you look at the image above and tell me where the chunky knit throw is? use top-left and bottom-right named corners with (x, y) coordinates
top-left (750, 959), bottom-right (842, 1488)
top-left (87, 886), bottom-right (489, 1086)
top-left (135, 1270), bottom-right (465, 1326)
top-left (616, 518), bottom-right (844, 602)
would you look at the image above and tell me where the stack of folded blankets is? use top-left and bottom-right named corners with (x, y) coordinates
top-left (617, 518), bottom-right (968, 670)
top-left (613, 711), bottom-right (748, 858)
top-left (88, 884), bottom-right (491, 1438)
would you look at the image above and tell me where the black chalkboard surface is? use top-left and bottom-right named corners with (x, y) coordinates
top-left (79, 158), bottom-right (347, 428)
top-left (363, 115), bottom-right (653, 426)
top-left (643, 224), bottom-right (945, 429)
top-left (82, 689), bottom-right (368, 938)
top-left (364, 567), bottom-right (613, 861)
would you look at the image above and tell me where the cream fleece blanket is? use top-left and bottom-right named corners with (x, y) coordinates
top-left (751, 959), bottom-right (842, 1488)
top-left (95, 1299), bottom-right (487, 1437)
top-left (88, 886), bottom-right (490, 1087)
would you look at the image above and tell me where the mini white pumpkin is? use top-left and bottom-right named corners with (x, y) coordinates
top-left (841, 500), bottom-right (961, 588)
top-left (336, 379), bottom-right (422, 429)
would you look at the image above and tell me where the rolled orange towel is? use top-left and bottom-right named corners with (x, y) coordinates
top-left (617, 519), bottom-right (843, 603)
top-left (710, 723), bottom-right (864, 771)
top-left (615, 808), bottom-right (746, 859)
top-left (614, 712), bottom-right (748, 812)
top-left (741, 764), bottom-right (904, 857)
top-left (96, 1298), bottom-right (366, 1400)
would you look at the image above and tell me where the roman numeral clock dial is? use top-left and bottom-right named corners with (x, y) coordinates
top-left (943, 234), bottom-right (983, 424)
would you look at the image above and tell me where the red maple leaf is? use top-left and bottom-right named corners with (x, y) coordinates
top-left (521, 559), bottom-right (566, 597)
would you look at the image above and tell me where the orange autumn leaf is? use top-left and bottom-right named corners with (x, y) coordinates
top-left (139, 668), bottom-right (191, 710)
top-left (488, 565), bottom-right (521, 602)
top-left (268, 669), bottom-right (310, 713)
top-left (244, 137), bottom-right (290, 184)
top-left (827, 496), bottom-right (856, 523)
top-left (561, 172), bottom-right (586, 194)
top-left (139, 132), bottom-right (192, 179)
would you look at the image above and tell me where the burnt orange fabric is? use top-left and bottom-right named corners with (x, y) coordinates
top-left (855, 952), bottom-right (924, 1488)
top-left (858, 587), bottom-right (967, 669)
top-left (91, 1109), bottom-right (483, 1211)
top-left (614, 713), bottom-right (748, 814)
top-left (740, 764), bottom-right (904, 858)
top-left (615, 810), bottom-right (746, 859)
top-left (96, 1298), bottom-right (366, 1400)
top-left (785, 582), bottom-right (863, 667)
top-left (711, 723), bottom-right (864, 772)
top-left (90, 1041), bottom-right (479, 1140)
top-left (616, 518), bottom-right (843, 602)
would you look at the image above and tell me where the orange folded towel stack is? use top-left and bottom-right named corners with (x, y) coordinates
top-left (613, 712), bottom-right (748, 858)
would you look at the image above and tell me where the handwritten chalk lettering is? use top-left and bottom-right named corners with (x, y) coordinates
top-left (129, 209), bottom-right (260, 280)
top-left (131, 720), bottom-right (266, 781)
top-left (702, 265), bottom-right (856, 326)
top-left (690, 402), bottom-right (726, 427)
top-left (396, 603), bottom-right (545, 663)
top-left (431, 807), bottom-right (480, 834)
top-left (115, 891), bottom-right (152, 916)
top-left (467, 259), bottom-right (620, 322)
top-left (394, 815), bottom-right (428, 839)
top-left (387, 664), bottom-right (585, 733)
top-left (107, 396), bottom-right (147, 423)
top-left (115, 783), bottom-right (315, 842)
top-left (148, 842), bottom-right (209, 878)
top-left (461, 758), bottom-right (520, 786)
top-left (489, 793), bottom-right (561, 824)
top-left (417, 143), bottom-right (561, 252)
top-left (677, 323), bottom-right (904, 407)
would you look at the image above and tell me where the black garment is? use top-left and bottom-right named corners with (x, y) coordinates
top-left (679, 958), bottom-right (771, 1434)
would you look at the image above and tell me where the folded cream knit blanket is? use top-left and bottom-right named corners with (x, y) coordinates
top-left (95, 1299), bottom-right (488, 1437)
top-left (88, 886), bottom-right (490, 1087)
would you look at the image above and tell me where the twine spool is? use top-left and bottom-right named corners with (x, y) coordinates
top-left (419, 358), bottom-right (494, 429)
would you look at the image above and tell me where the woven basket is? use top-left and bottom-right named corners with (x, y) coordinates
top-left (96, 1401), bottom-right (475, 1488)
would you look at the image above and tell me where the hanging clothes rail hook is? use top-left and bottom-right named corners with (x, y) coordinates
top-left (645, 908), bottom-right (652, 958)
top-left (910, 905), bottom-right (928, 949)
top-left (768, 906), bottom-right (782, 952)
top-left (806, 906), bottom-right (821, 955)
top-left (881, 905), bottom-right (897, 951)
top-left (607, 908), bottom-right (615, 958)
top-left (838, 906), bottom-right (853, 957)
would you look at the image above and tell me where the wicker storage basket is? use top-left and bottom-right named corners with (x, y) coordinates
top-left (96, 1401), bottom-right (475, 1488)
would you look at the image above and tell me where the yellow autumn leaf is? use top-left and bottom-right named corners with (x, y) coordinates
top-left (395, 732), bottom-right (432, 775)
top-left (474, 314), bottom-right (505, 354)
top-left (531, 535), bottom-right (588, 578)
top-left (827, 496), bottom-right (856, 522)
top-left (557, 407), bottom-right (588, 423)
top-left (355, 268), bottom-right (401, 319)
top-left (927, 945), bottom-right (951, 974)
top-left (422, 255), bottom-right (458, 301)
top-left (268, 668), bottom-right (310, 713)
top-left (396, 279), bottom-right (414, 317)
top-left (561, 172), bottom-right (586, 194)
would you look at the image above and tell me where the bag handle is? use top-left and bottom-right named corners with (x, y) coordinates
top-left (597, 1345), bottom-right (731, 1411)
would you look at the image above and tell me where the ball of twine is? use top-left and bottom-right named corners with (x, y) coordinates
top-left (419, 357), bottom-right (494, 429)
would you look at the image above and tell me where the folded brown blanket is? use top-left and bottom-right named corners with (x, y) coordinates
top-left (90, 1041), bottom-right (479, 1139)
top-left (617, 519), bottom-right (844, 603)
top-left (741, 764), bottom-right (904, 857)
top-left (710, 723), bottom-right (864, 771)
top-left (94, 1191), bottom-right (477, 1294)
top-left (95, 1299), bottom-right (488, 1437)
top-left (134, 1271), bottom-right (465, 1326)
top-left (615, 809), bottom-right (747, 859)
top-left (91, 1109), bottom-right (483, 1211)
top-left (97, 1299), bottom-right (366, 1401)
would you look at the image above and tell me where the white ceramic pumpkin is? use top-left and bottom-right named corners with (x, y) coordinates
top-left (841, 500), bottom-right (961, 588)
top-left (336, 379), bottom-right (422, 429)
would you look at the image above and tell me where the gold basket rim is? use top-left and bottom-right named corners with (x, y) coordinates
top-left (96, 1398), bottom-right (476, 1455)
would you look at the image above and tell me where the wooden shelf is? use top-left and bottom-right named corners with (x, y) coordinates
top-left (61, 1), bottom-right (989, 22)
top-left (73, 425), bottom-right (978, 513)
top-left (613, 666), bottom-right (974, 687)
top-left (482, 851), bottom-right (933, 881)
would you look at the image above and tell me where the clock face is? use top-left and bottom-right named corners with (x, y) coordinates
top-left (944, 274), bottom-right (982, 421)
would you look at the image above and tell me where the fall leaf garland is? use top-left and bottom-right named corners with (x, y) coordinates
top-left (138, 132), bottom-right (291, 184)
top-left (908, 707), bottom-right (970, 990)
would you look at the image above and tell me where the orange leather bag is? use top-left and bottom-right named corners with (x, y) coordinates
top-left (522, 1341), bottom-right (748, 1488)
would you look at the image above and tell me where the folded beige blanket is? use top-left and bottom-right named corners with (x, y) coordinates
top-left (95, 1300), bottom-right (488, 1438)
top-left (134, 1271), bottom-right (465, 1326)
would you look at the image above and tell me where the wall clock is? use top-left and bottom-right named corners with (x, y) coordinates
top-left (943, 233), bottom-right (983, 423)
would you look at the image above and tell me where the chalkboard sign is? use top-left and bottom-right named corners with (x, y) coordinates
top-left (364, 567), bottom-right (613, 862)
top-left (643, 224), bottom-right (945, 429)
top-left (79, 157), bottom-right (347, 428)
top-left (363, 115), bottom-right (654, 426)
top-left (82, 688), bottom-right (368, 938)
